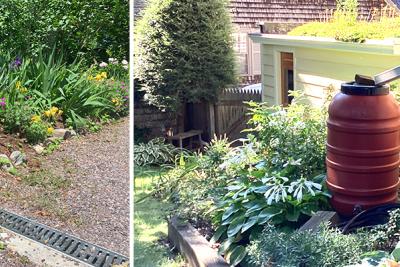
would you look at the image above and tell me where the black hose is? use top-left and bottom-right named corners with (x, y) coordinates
top-left (339, 203), bottom-right (400, 234)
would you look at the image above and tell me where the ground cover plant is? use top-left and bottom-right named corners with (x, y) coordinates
top-left (288, 0), bottom-right (400, 43)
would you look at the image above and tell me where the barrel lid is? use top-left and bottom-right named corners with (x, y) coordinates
top-left (341, 82), bottom-right (389, 96)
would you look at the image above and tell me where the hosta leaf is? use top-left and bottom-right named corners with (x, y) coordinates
top-left (227, 215), bottom-right (245, 237)
top-left (285, 207), bottom-right (300, 222)
top-left (222, 211), bottom-right (243, 226)
top-left (222, 205), bottom-right (240, 222)
top-left (243, 201), bottom-right (268, 216)
top-left (241, 216), bottom-right (258, 233)
top-left (253, 185), bottom-right (270, 194)
top-left (258, 207), bottom-right (282, 225)
top-left (392, 241), bottom-right (400, 261)
top-left (210, 225), bottom-right (227, 244)
top-left (218, 236), bottom-right (235, 255)
top-left (227, 245), bottom-right (246, 266)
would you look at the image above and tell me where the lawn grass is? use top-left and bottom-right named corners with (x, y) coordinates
top-left (134, 166), bottom-right (186, 267)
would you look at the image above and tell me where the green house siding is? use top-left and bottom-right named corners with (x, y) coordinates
top-left (252, 34), bottom-right (400, 106)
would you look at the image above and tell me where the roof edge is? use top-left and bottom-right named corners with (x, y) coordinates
top-left (249, 33), bottom-right (400, 55)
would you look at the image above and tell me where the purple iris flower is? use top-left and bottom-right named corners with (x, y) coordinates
top-left (10, 57), bottom-right (22, 69)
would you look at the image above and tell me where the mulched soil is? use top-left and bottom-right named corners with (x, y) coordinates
top-left (0, 117), bottom-right (130, 256)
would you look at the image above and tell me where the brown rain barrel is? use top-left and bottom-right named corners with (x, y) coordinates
top-left (326, 82), bottom-right (400, 217)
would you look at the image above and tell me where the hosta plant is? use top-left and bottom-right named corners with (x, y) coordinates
top-left (134, 138), bottom-right (180, 167)
top-left (211, 162), bottom-right (330, 266)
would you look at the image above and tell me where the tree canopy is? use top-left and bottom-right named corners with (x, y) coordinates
top-left (135, 0), bottom-right (236, 111)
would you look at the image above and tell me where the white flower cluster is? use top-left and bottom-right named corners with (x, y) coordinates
top-left (99, 58), bottom-right (129, 69)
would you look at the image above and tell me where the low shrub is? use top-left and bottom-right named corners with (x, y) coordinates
top-left (246, 223), bottom-right (373, 267)
top-left (25, 121), bottom-right (48, 144)
top-left (1, 103), bottom-right (33, 134)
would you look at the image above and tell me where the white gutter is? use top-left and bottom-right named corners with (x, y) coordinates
top-left (249, 33), bottom-right (400, 55)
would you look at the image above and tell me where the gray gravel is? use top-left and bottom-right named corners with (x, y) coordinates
top-left (0, 117), bottom-right (130, 257)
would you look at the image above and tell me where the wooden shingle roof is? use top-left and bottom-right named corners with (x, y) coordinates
top-left (229, 0), bottom-right (388, 28)
top-left (134, 0), bottom-right (147, 19)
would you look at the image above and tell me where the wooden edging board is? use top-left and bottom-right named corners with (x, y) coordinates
top-left (168, 216), bottom-right (229, 267)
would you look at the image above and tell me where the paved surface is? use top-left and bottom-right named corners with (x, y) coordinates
top-left (0, 117), bottom-right (130, 257)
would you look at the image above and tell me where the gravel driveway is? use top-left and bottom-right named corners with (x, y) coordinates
top-left (0, 117), bottom-right (130, 257)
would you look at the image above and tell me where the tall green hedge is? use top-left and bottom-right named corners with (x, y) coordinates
top-left (0, 0), bottom-right (129, 63)
top-left (135, 0), bottom-right (236, 111)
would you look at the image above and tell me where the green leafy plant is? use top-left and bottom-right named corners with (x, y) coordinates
top-left (247, 99), bottom-right (327, 178)
top-left (246, 223), bottom-right (373, 267)
top-left (155, 137), bottom-right (231, 222)
top-left (44, 138), bottom-right (63, 155)
top-left (1, 103), bottom-right (33, 134)
top-left (25, 121), bottom-right (48, 144)
top-left (369, 209), bottom-right (400, 252)
top-left (0, 0), bottom-right (128, 64)
top-left (211, 163), bottom-right (329, 265)
top-left (208, 99), bottom-right (330, 265)
top-left (134, 138), bottom-right (181, 167)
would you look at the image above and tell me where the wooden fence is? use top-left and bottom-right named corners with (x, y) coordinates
top-left (177, 86), bottom-right (262, 147)
top-left (211, 87), bottom-right (262, 141)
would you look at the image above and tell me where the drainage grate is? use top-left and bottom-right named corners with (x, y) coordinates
top-left (0, 209), bottom-right (129, 267)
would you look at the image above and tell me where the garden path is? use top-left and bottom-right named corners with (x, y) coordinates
top-left (0, 117), bottom-right (130, 256)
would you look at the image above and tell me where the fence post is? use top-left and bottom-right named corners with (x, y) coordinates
top-left (209, 103), bottom-right (215, 138)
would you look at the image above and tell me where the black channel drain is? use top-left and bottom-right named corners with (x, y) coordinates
top-left (0, 209), bottom-right (129, 266)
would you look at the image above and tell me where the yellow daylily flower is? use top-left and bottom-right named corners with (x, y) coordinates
top-left (31, 115), bottom-right (41, 123)
top-left (44, 110), bottom-right (51, 117)
top-left (19, 87), bottom-right (28, 94)
top-left (16, 81), bottom-right (22, 89)
top-left (100, 72), bottom-right (107, 79)
top-left (95, 74), bottom-right (103, 81)
top-left (50, 106), bottom-right (59, 116)
top-left (47, 127), bottom-right (54, 135)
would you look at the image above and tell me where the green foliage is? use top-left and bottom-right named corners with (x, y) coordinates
top-left (289, 12), bottom-right (400, 43)
top-left (135, 0), bottom-right (236, 110)
top-left (370, 209), bottom-right (400, 252)
top-left (1, 103), bottom-right (33, 134)
top-left (43, 138), bottom-right (63, 155)
top-left (207, 100), bottom-right (330, 265)
top-left (22, 170), bottom-right (70, 189)
top-left (155, 137), bottom-right (231, 221)
top-left (0, 0), bottom-right (129, 64)
top-left (246, 223), bottom-right (373, 267)
top-left (25, 121), bottom-right (48, 144)
top-left (134, 138), bottom-right (181, 167)
top-left (0, 51), bottom-right (124, 131)
top-left (247, 99), bottom-right (327, 181)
